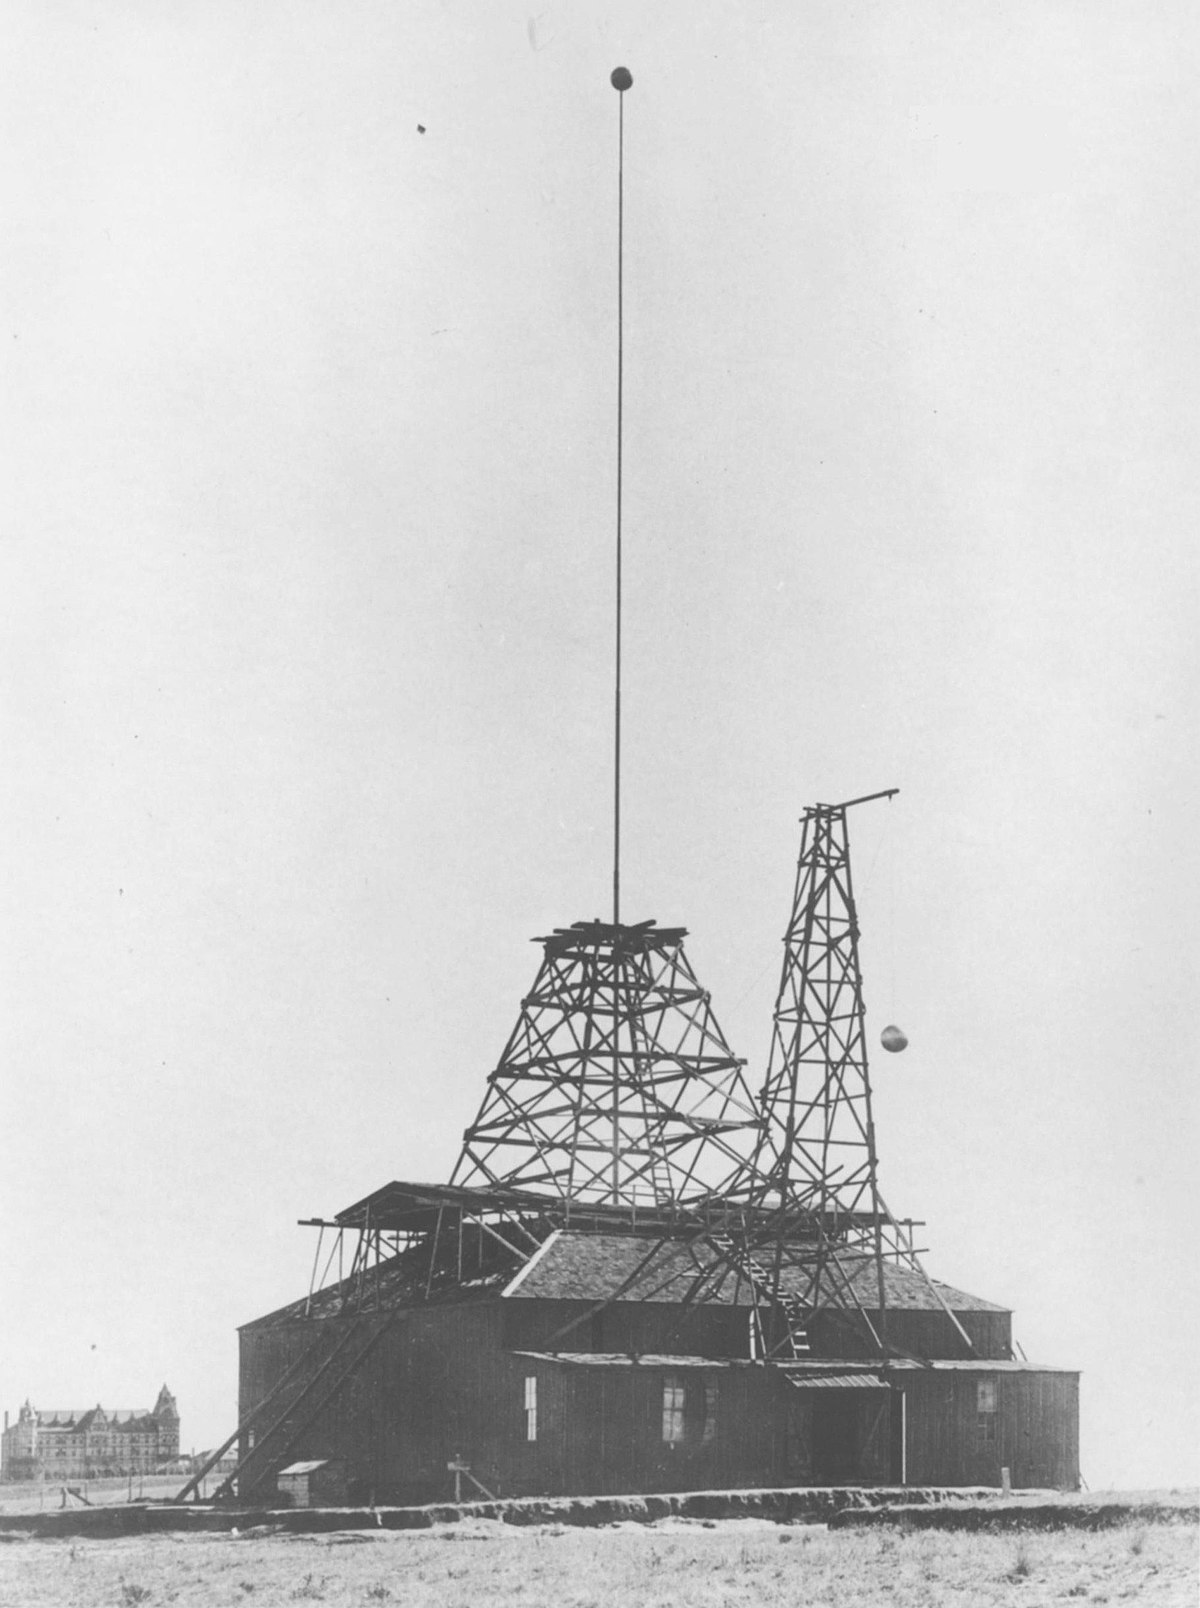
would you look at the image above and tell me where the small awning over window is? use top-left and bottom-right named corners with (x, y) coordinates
top-left (786, 1373), bottom-right (889, 1391)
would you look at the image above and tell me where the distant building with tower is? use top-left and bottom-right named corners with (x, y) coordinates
top-left (1, 1386), bottom-right (179, 1480)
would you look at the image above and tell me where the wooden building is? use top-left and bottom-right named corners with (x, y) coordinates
top-left (212, 846), bottom-right (1085, 1509)
top-left (235, 1203), bottom-right (1078, 1505)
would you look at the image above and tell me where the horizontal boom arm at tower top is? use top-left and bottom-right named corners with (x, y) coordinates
top-left (811, 788), bottom-right (898, 814)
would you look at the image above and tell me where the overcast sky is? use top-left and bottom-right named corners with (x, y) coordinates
top-left (2, 1), bottom-right (1196, 1490)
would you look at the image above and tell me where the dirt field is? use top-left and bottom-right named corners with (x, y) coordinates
top-left (0, 1512), bottom-right (1196, 1608)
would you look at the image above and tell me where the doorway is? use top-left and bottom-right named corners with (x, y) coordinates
top-left (811, 1396), bottom-right (862, 1484)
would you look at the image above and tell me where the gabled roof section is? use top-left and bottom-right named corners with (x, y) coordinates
top-left (111, 1414), bottom-right (159, 1434)
top-left (241, 1228), bottom-right (530, 1331)
top-left (500, 1230), bottom-right (1008, 1313)
top-left (35, 1406), bottom-right (154, 1428)
top-left (798, 1255), bottom-right (1009, 1314)
top-left (501, 1231), bottom-right (751, 1306)
top-left (502, 1228), bottom-right (564, 1295)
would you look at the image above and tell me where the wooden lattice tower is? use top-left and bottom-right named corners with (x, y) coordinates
top-left (750, 791), bottom-right (893, 1216)
top-left (683, 788), bottom-right (976, 1360)
top-left (451, 919), bottom-right (762, 1207)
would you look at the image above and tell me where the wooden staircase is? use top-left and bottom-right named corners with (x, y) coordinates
top-left (176, 1313), bottom-right (396, 1504)
top-left (708, 1234), bottom-right (811, 1357)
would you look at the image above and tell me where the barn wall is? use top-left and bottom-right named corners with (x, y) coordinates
top-left (901, 1371), bottom-right (1079, 1491)
top-left (239, 1311), bottom-right (784, 1502)
top-left (547, 1364), bottom-right (795, 1495)
top-left (807, 1308), bottom-right (1012, 1360)
top-left (238, 1306), bottom-right (1074, 1503)
top-left (500, 1297), bottom-right (750, 1358)
top-left (240, 1302), bottom-right (534, 1505)
top-left (541, 1370), bottom-right (898, 1493)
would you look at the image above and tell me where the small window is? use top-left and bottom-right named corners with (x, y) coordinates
top-left (662, 1374), bottom-right (717, 1447)
top-left (524, 1375), bottom-right (537, 1442)
top-left (977, 1379), bottom-right (997, 1445)
top-left (662, 1376), bottom-right (686, 1444)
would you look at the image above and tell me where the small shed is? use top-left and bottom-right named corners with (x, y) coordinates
top-left (276, 1458), bottom-right (348, 1508)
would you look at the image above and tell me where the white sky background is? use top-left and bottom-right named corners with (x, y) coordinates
top-left (1, 1), bottom-right (1195, 1488)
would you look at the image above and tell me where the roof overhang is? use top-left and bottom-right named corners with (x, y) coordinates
top-left (308, 1177), bottom-right (901, 1239)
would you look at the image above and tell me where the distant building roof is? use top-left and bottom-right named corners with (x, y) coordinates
top-left (36, 1407), bottom-right (154, 1429)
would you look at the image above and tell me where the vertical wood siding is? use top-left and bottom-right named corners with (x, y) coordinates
top-left (807, 1308), bottom-right (1012, 1360)
top-left (900, 1371), bottom-right (1079, 1490)
top-left (500, 1298), bottom-right (750, 1358)
top-left (239, 1302), bottom-right (1075, 1503)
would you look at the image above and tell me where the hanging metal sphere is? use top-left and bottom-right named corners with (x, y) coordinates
top-left (880, 1024), bottom-right (908, 1054)
top-left (610, 67), bottom-right (633, 91)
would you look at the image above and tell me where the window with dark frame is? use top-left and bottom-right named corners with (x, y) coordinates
top-left (661, 1373), bottom-right (717, 1446)
top-left (977, 1378), bottom-right (997, 1446)
top-left (662, 1375), bottom-right (686, 1444)
top-left (524, 1375), bottom-right (537, 1442)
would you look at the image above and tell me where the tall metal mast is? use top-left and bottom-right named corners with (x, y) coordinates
top-left (609, 68), bottom-right (633, 1202)
top-left (611, 65), bottom-right (630, 931)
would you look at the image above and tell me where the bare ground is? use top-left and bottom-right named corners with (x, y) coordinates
top-left (0, 1477), bottom-right (187, 1515)
top-left (0, 1511), bottom-right (1196, 1608)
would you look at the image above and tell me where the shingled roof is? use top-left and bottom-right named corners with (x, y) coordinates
top-left (812, 1254), bottom-right (1009, 1314)
top-left (503, 1230), bottom-right (750, 1305)
top-left (502, 1231), bottom-right (1008, 1313)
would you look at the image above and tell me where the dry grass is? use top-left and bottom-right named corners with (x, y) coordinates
top-left (0, 1514), bottom-right (1196, 1608)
